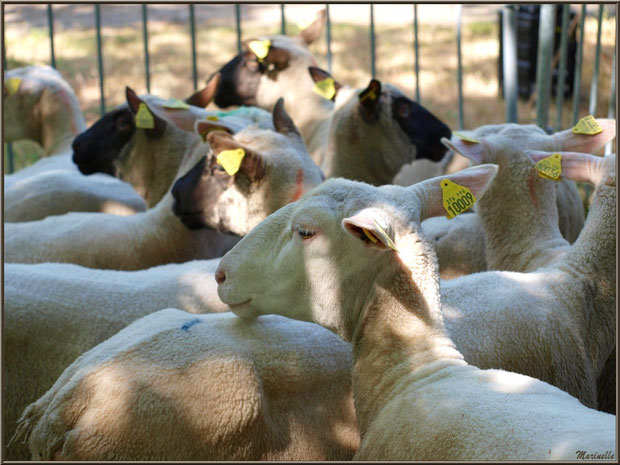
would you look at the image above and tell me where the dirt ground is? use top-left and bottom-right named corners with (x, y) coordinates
top-left (3, 3), bottom-right (617, 170)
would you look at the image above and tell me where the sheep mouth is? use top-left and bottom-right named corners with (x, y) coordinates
top-left (228, 298), bottom-right (252, 309)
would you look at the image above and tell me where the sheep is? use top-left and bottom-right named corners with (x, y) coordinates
top-left (3, 98), bottom-right (290, 269)
top-left (213, 32), bottom-right (451, 185)
top-left (4, 66), bottom-right (147, 220)
top-left (214, 164), bottom-right (615, 460)
top-left (418, 120), bottom-right (610, 279)
top-left (14, 310), bottom-right (358, 461)
top-left (72, 79), bottom-right (273, 207)
top-left (3, 99), bottom-right (325, 459)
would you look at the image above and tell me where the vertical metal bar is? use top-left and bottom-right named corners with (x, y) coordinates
top-left (535, 4), bottom-right (556, 129)
top-left (572, 5), bottom-right (586, 125)
top-left (142, 4), bottom-right (150, 93)
top-left (502, 5), bottom-right (518, 123)
top-left (554, 4), bottom-right (570, 130)
top-left (94, 4), bottom-right (105, 115)
top-left (189, 4), bottom-right (198, 90)
top-left (235, 4), bottom-right (242, 53)
top-left (456, 4), bottom-right (464, 129)
top-left (326, 4), bottom-right (332, 73)
top-left (280, 4), bottom-right (286, 35)
top-left (370, 4), bottom-right (376, 78)
top-left (7, 143), bottom-right (15, 174)
top-left (605, 42), bottom-right (616, 155)
top-left (413, 4), bottom-right (420, 102)
top-left (47, 4), bottom-right (56, 69)
top-left (588, 4), bottom-right (604, 116)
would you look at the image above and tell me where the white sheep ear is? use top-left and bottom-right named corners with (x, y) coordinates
top-left (525, 150), bottom-right (608, 186)
top-left (342, 208), bottom-right (397, 251)
top-left (415, 164), bottom-right (499, 221)
top-left (554, 118), bottom-right (616, 154)
top-left (441, 136), bottom-right (487, 164)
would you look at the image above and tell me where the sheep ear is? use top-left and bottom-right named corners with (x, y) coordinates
top-left (414, 164), bottom-right (499, 221)
top-left (184, 74), bottom-right (220, 108)
top-left (206, 131), bottom-right (266, 182)
top-left (524, 150), bottom-right (609, 186)
top-left (265, 46), bottom-right (291, 71)
top-left (299, 9), bottom-right (326, 45)
top-left (441, 136), bottom-right (487, 164)
top-left (308, 66), bottom-right (342, 100)
top-left (125, 86), bottom-right (166, 138)
top-left (195, 119), bottom-right (235, 140)
top-left (342, 208), bottom-right (396, 251)
top-left (554, 118), bottom-right (616, 154)
top-left (272, 98), bottom-right (302, 138)
top-left (358, 79), bottom-right (382, 122)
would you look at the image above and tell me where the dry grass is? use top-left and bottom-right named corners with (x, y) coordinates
top-left (4, 4), bottom-right (616, 173)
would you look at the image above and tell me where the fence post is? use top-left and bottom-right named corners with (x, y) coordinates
top-left (588, 4), bottom-right (604, 116)
top-left (94, 4), bottom-right (105, 115)
top-left (456, 4), bottom-right (464, 129)
top-left (535, 4), bottom-right (556, 130)
top-left (326, 4), bottom-right (332, 73)
top-left (502, 5), bottom-right (518, 123)
top-left (189, 4), bottom-right (198, 90)
top-left (142, 4), bottom-right (150, 93)
top-left (369, 4), bottom-right (376, 78)
top-left (280, 4), bottom-right (286, 35)
top-left (47, 4), bottom-right (56, 69)
top-left (413, 4), bottom-right (420, 103)
top-left (554, 4), bottom-right (570, 130)
top-left (571, 5), bottom-right (586, 125)
top-left (235, 4), bottom-right (242, 53)
top-left (3, 27), bottom-right (15, 173)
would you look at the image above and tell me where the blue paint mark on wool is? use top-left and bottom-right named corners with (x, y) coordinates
top-left (181, 318), bottom-right (201, 331)
top-left (216, 106), bottom-right (254, 118)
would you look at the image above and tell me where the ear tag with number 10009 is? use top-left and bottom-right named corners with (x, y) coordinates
top-left (312, 78), bottom-right (336, 100)
top-left (135, 103), bottom-right (155, 129)
top-left (216, 148), bottom-right (245, 176)
top-left (572, 115), bottom-right (602, 136)
top-left (535, 153), bottom-right (562, 181)
top-left (441, 179), bottom-right (476, 219)
top-left (249, 40), bottom-right (271, 62)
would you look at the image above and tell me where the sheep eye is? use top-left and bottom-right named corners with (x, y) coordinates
top-left (296, 226), bottom-right (315, 240)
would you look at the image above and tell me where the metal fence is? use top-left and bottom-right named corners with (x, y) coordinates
top-left (4, 3), bottom-right (617, 172)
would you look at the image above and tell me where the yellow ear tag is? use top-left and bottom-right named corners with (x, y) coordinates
top-left (312, 78), bottom-right (336, 100)
top-left (5, 77), bottom-right (22, 96)
top-left (162, 98), bottom-right (190, 110)
top-left (441, 179), bottom-right (476, 219)
top-left (297, 17), bottom-right (315, 31)
top-left (206, 115), bottom-right (219, 121)
top-left (248, 40), bottom-right (271, 62)
top-left (216, 148), bottom-right (245, 176)
top-left (452, 131), bottom-right (480, 144)
top-left (572, 115), bottom-right (603, 135)
top-left (362, 228), bottom-right (378, 243)
top-left (359, 87), bottom-right (378, 102)
top-left (535, 153), bottom-right (562, 181)
top-left (372, 219), bottom-right (398, 251)
top-left (135, 103), bottom-right (155, 129)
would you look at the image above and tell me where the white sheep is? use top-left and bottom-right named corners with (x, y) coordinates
top-left (4, 65), bottom-right (147, 220)
top-left (3, 99), bottom-right (325, 459)
top-left (214, 35), bottom-right (451, 185)
top-left (418, 120), bottom-right (615, 279)
top-left (215, 164), bottom-right (615, 460)
top-left (3, 98), bottom-right (295, 268)
top-left (13, 310), bottom-right (358, 461)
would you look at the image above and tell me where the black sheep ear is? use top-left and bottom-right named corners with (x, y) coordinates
top-left (272, 98), bottom-right (302, 138)
top-left (185, 74), bottom-right (220, 108)
top-left (125, 86), bottom-right (166, 138)
top-left (358, 79), bottom-right (382, 123)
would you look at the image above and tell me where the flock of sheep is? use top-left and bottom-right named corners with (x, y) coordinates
top-left (3, 10), bottom-right (617, 461)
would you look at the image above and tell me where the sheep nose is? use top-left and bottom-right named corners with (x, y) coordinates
top-left (215, 269), bottom-right (226, 285)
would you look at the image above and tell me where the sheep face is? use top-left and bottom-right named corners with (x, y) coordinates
top-left (72, 105), bottom-right (135, 176)
top-left (216, 165), bottom-right (498, 340)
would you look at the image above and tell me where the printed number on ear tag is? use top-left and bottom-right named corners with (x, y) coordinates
top-left (216, 149), bottom-right (245, 176)
top-left (312, 78), bottom-right (336, 100)
top-left (5, 77), bottom-right (22, 96)
top-left (535, 153), bottom-right (562, 181)
top-left (249, 40), bottom-right (271, 62)
top-left (441, 179), bottom-right (476, 219)
top-left (135, 103), bottom-right (155, 129)
top-left (452, 132), bottom-right (480, 144)
top-left (572, 115), bottom-right (602, 136)
top-left (162, 98), bottom-right (190, 110)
